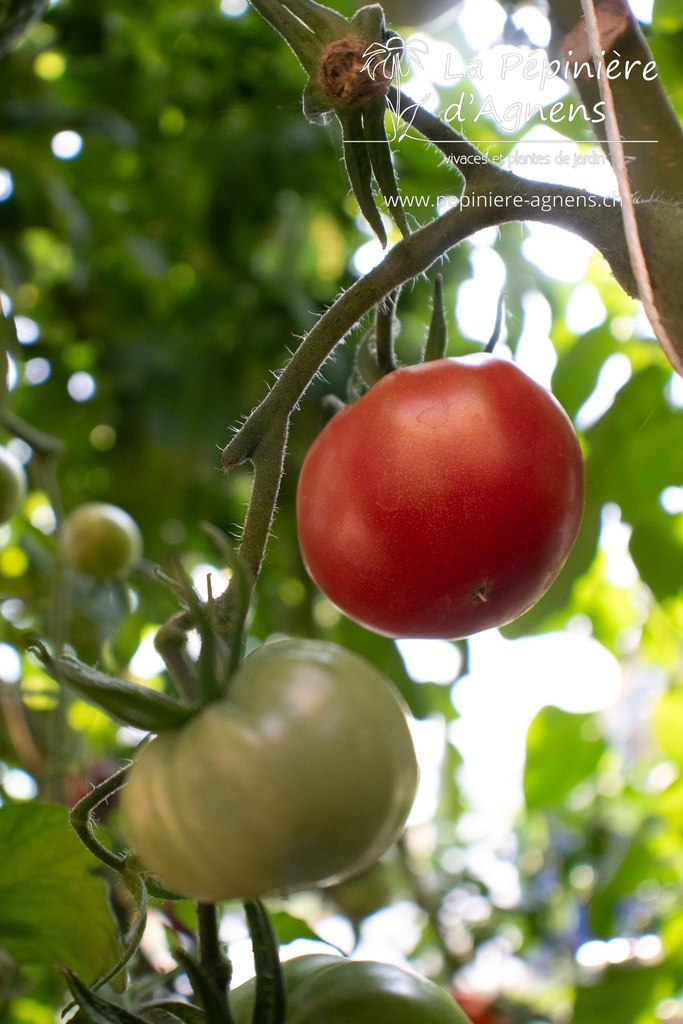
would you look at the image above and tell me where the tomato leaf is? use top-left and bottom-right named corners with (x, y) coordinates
top-left (0, 803), bottom-right (121, 984)
top-left (268, 911), bottom-right (331, 949)
top-left (571, 963), bottom-right (667, 1024)
top-left (62, 971), bottom-right (147, 1024)
top-left (29, 642), bottom-right (197, 732)
top-left (524, 707), bottom-right (605, 811)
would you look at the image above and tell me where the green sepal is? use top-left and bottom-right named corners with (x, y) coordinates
top-left (348, 3), bottom-right (386, 42)
top-left (244, 901), bottom-right (286, 1024)
top-left (137, 1001), bottom-right (205, 1023)
top-left (247, 0), bottom-right (319, 74)
top-left (341, 109), bottom-right (387, 247)
top-left (174, 950), bottom-right (234, 1024)
top-left (61, 970), bottom-right (148, 1024)
top-left (29, 641), bottom-right (197, 732)
top-left (363, 96), bottom-right (409, 239)
top-left (484, 291), bottom-right (506, 353)
top-left (374, 289), bottom-right (399, 374)
top-left (302, 80), bottom-right (332, 125)
top-left (424, 274), bottom-right (448, 362)
top-left (279, 0), bottom-right (348, 43)
top-left (353, 328), bottom-right (384, 390)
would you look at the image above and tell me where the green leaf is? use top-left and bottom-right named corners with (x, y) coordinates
top-left (63, 971), bottom-right (147, 1024)
top-left (628, 508), bottom-right (683, 602)
top-left (586, 366), bottom-right (683, 521)
top-left (0, 803), bottom-right (121, 983)
top-left (571, 964), bottom-right (666, 1024)
top-left (653, 0), bottom-right (683, 32)
top-left (589, 831), bottom-right (678, 938)
top-left (652, 685), bottom-right (683, 766)
top-left (268, 911), bottom-right (329, 948)
top-left (524, 706), bottom-right (605, 811)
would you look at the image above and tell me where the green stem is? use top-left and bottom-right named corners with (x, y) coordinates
top-left (198, 902), bottom-right (232, 996)
top-left (244, 900), bottom-right (286, 1024)
top-left (397, 837), bottom-right (461, 978)
top-left (69, 765), bottom-right (129, 872)
top-left (216, 419), bottom-right (287, 633)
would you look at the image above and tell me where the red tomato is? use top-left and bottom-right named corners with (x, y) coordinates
top-left (296, 356), bottom-right (583, 640)
top-left (452, 991), bottom-right (504, 1024)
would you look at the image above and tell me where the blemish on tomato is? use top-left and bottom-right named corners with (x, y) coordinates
top-left (471, 582), bottom-right (492, 605)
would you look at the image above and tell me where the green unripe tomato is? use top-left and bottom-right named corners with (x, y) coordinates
top-left (230, 955), bottom-right (474, 1024)
top-left (120, 640), bottom-right (418, 902)
top-left (328, 862), bottom-right (393, 922)
top-left (59, 502), bottom-right (143, 579)
top-left (0, 446), bottom-right (27, 524)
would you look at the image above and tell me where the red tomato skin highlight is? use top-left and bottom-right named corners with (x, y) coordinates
top-left (296, 355), bottom-right (584, 640)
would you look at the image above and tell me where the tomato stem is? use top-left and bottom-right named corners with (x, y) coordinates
top-left (244, 900), bottom-right (286, 1024)
top-left (197, 902), bottom-right (233, 998)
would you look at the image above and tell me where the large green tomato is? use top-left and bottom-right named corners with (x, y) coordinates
top-left (59, 502), bottom-right (143, 578)
top-left (0, 446), bottom-right (27, 524)
top-left (230, 955), bottom-right (474, 1024)
top-left (120, 640), bottom-right (418, 902)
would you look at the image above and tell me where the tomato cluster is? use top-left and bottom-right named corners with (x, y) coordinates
top-left (297, 355), bottom-right (583, 640)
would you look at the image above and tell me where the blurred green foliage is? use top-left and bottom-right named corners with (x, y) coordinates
top-left (0, 1), bottom-right (683, 1022)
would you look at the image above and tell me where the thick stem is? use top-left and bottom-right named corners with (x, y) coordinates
top-left (197, 902), bottom-right (232, 997)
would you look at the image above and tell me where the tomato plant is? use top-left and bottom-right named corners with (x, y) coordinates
top-left (0, 444), bottom-right (26, 524)
top-left (59, 502), bottom-right (143, 579)
top-left (120, 639), bottom-right (418, 902)
top-left (230, 954), bottom-right (475, 1024)
top-left (297, 355), bottom-right (584, 640)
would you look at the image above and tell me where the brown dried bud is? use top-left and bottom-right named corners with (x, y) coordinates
top-left (318, 37), bottom-right (391, 106)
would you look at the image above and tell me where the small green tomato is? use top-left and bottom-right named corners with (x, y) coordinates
top-left (59, 502), bottom-right (143, 579)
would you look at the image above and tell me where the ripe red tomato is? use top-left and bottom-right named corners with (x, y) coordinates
top-left (452, 991), bottom-right (505, 1024)
top-left (296, 356), bottom-right (583, 640)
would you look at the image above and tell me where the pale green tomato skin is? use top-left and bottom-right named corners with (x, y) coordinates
top-left (0, 446), bottom-right (27, 524)
top-left (59, 502), bottom-right (143, 578)
top-left (120, 640), bottom-right (418, 902)
top-left (230, 955), bottom-right (474, 1024)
